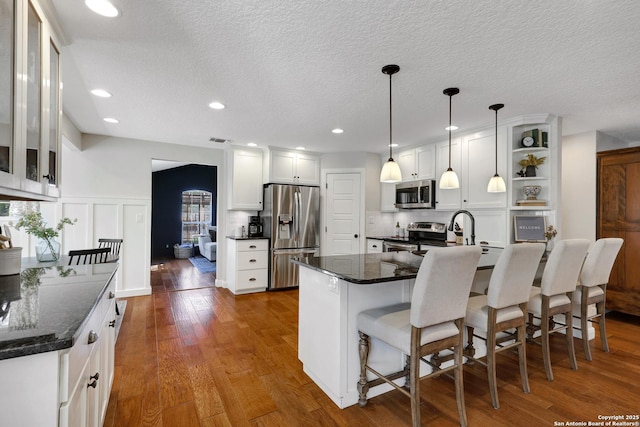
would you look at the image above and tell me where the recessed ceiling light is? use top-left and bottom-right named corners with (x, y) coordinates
top-left (296, 146), bottom-right (306, 150)
top-left (445, 125), bottom-right (459, 131)
top-left (388, 143), bottom-right (398, 148)
top-left (247, 142), bottom-right (257, 147)
top-left (85, 0), bottom-right (120, 17)
top-left (208, 102), bottom-right (225, 110)
top-left (332, 128), bottom-right (344, 134)
top-left (103, 117), bottom-right (119, 123)
top-left (91, 89), bottom-right (112, 98)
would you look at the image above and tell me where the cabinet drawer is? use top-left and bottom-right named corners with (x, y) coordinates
top-left (236, 239), bottom-right (268, 252)
top-left (237, 251), bottom-right (268, 270)
top-left (237, 268), bottom-right (268, 290)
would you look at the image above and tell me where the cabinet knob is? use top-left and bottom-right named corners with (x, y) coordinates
top-left (249, 278), bottom-right (256, 281)
top-left (88, 373), bottom-right (99, 388)
top-left (109, 291), bottom-right (115, 299)
top-left (249, 259), bottom-right (256, 262)
top-left (249, 245), bottom-right (257, 249)
top-left (109, 320), bottom-right (116, 328)
top-left (88, 330), bottom-right (99, 344)
top-left (42, 174), bottom-right (54, 180)
top-left (90, 372), bottom-right (100, 381)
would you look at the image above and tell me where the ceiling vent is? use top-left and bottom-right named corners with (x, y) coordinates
top-left (209, 137), bottom-right (229, 144)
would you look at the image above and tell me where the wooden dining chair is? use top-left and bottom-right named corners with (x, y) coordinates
top-left (465, 242), bottom-right (545, 409)
top-left (98, 238), bottom-right (123, 258)
top-left (68, 247), bottom-right (112, 265)
top-left (357, 245), bottom-right (482, 427)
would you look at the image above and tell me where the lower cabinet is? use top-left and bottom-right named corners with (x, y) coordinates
top-left (59, 281), bottom-right (116, 427)
top-left (227, 238), bottom-right (269, 294)
top-left (366, 239), bottom-right (384, 253)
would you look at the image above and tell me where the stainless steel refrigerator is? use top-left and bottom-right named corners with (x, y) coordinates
top-left (262, 184), bottom-right (320, 289)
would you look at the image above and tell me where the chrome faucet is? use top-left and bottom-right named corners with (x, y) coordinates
top-left (448, 210), bottom-right (475, 245)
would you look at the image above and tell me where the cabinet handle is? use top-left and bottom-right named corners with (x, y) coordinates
top-left (372, 244), bottom-right (378, 248)
top-left (249, 245), bottom-right (257, 249)
top-left (249, 259), bottom-right (256, 262)
top-left (88, 330), bottom-right (99, 344)
top-left (43, 174), bottom-right (54, 180)
top-left (109, 320), bottom-right (116, 328)
top-left (109, 291), bottom-right (115, 299)
top-left (88, 373), bottom-right (99, 388)
top-left (249, 278), bottom-right (256, 281)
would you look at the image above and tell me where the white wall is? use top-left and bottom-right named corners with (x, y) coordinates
top-left (60, 134), bottom-right (226, 297)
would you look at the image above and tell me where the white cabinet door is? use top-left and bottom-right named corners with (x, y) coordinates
top-left (380, 181), bottom-right (397, 212)
top-left (295, 153), bottom-right (320, 185)
top-left (415, 145), bottom-right (436, 180)
top-left (270, 150), bottom-right (297, 183)
top-left (435, 138), bottom-right (462, 210)
top-left (229, 149), bottom-right (263, 210)
top-left (397, 149), bottom-right (416, 181)
top-left (462, 129), bottom-right (507, 209)
top-left (366, 239), bottom-right (384, 253)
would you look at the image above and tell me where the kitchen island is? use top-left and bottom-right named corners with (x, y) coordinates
top-left (0, 261), bottom-right (118, 426)
top-left (292, 249), bottom-right (504, 409)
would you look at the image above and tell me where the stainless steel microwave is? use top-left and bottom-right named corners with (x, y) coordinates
top-left (395, 179), bottom-right (436, 209)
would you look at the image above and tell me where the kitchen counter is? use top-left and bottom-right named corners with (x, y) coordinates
top-left (0, 262), bottom-right (118, 360)
top-left (225, 236), bottom-right (269, 240)
top-left (292, 246), bottom-right (501, 284)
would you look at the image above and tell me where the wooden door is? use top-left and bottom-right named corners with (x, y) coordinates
top-left (597, 147), bottom-right (640, 315)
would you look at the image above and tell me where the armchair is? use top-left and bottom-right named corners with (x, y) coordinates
top-left (197, 226), bottom-right (217, 261)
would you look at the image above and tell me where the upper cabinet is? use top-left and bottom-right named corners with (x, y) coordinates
top-left (397, 145), bottom-right (435, 182)
top-left (434, 138), bottom-right (462, 210)
top-left (461, 127), bottom-right (507, 209)
top-left (228, 148), bottom-right (263, 210)
top-left (0, 0), bottom-right (62, 201)
top-left (265, 148), bottom-right (320, 185)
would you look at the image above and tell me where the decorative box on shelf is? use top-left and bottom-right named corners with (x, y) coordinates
top-left (516, 199), bottom-right (547, 207)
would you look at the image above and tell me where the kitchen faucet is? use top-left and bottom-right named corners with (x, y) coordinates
top-left (448, 210), bottom-right (475, 245)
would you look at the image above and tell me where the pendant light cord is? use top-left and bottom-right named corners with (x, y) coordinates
top-left (389, 73), bottom-right (393, 160)
top-left (494, 108), bottom-right (498, 175)
top-left (448, 94), bottom-right (452, 168)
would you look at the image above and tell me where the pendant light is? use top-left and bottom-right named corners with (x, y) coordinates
top-left (379, 64), bottom-right (402, 183)
top-left (439, 88), bottom-right (460, 189)
top-left (487, 103), bottom-right (507, 193)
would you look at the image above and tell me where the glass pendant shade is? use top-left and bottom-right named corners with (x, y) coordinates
top-left (379, 64), bottom-right (402, 183)
top-left (439, 88), bottom-right (460, 189)
top-left (380, 159), bottom-right (402, 183)
top-left (487, 174), bottom-right (507, 192)
top-left (487, 103), bottom-right (506, 193)
top-left (439, 168), bottom-right (460, 189)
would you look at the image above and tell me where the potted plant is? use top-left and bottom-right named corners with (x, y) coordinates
top-left (15, 211), bottom-right (76, 262)
top-left (518, 153), bottom-right (546, 177)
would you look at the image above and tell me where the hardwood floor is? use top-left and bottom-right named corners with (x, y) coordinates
top-left (105, 258), bottom-right (640, 426)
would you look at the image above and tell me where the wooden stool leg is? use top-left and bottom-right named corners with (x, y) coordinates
top-left (541, 298), bottom-right (554, 381)
top-left (517, 306), bottom-right (530, 394)
top-left (454, 320), bottom-right (468, 427)
top-left (410, 328), bottom-right (421, 427)
top-left (357, 331), bottom-right (370, 407)
top-left (486, 310), bottom-right (499, 409)
top-left (597, 298), bottom-right (609, 353)
top-left (581, 291), bottom-right (592, 361)
top-left (565, 308), bottom-right (578, 371)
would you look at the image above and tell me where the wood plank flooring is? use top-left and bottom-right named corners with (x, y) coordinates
top-left (105, 258), bottom-right (640, 426)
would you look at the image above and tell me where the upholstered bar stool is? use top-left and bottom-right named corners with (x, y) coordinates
top-left (465, 242), bottom-right (545, 409)
top-left (573, 238), bottom-right (623, 361)
top-left (357, 246), bottom-right (482, 427)
top-left (527, 239), bottom-right (589, 381)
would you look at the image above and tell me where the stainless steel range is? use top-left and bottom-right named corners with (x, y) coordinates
top-left (382, 222), bottom-right (448, 252)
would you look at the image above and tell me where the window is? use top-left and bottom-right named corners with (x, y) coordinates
top-left (181, 190), bottom-right (211, 244)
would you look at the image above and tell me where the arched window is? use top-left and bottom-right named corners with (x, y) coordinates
top-left (181, 190), bottom-right (211, 244)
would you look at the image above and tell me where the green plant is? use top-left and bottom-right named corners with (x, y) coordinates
top-left (519, 153), bottom-right (546, 169)
top-left (15, 211), bottom-right (76, 257)
top-left (544, 225), bottom-right (557, 240)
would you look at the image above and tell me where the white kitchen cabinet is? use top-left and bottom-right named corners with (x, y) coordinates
top-left (397, 145), bottom-right (435, 182)
top-left (461, 127), bottom-right (507, 209)
top-left (0, 0), bottom-right (62, 201)
top-left (228, 148), bottom-right (263, 210)
top-left (226, 238), bottom-right (269, 294)
top-left (366, 239), bottom-right (384, 253)
top-left (266, 149), bottom-right (320, 185)
top-left (380, 181), bottom-right (398, 212)
top-left (435, 138), bottom-right (462, 210)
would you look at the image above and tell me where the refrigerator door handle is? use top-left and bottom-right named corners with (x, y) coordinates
top-left (294, 187), bottom-right (301, 247)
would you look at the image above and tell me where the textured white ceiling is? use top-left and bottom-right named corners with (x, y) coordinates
top-left (51, 0), bottom-right (640, 154)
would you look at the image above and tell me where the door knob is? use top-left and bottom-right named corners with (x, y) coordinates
top-left (354, 234), bottom-right (359, 238)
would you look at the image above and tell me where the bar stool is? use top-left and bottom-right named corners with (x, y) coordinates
top-left (573, 238), bottom-right (623, 361)
top-left (357, 245), bottom-right (482, 427)
top-left (465, 242), bottom-right (545, 409)
top-left (527, 239), bottom-right (589, 381)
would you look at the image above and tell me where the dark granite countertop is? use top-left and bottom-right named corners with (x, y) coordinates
top-left (292, 247), bottom-right (502, 284)
top-left (226, 236), bottom-right (270, 240)
top-left (0, 262), bottom-right (118, 360)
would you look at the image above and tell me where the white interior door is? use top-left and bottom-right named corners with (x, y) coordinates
top-left (325, 173), bottom-right (361, 255)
